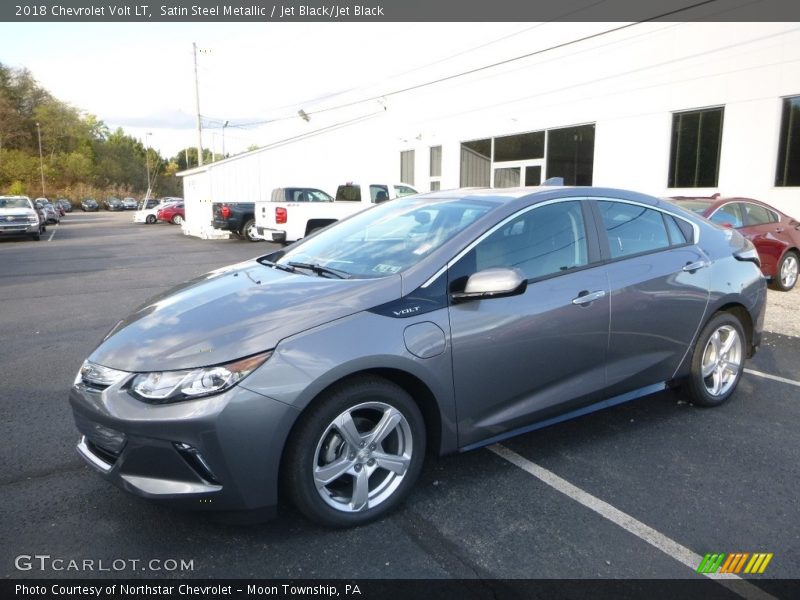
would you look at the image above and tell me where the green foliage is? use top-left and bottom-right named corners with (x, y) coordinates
top-left (0, 62), bottom-right (175, 199)
top-left (7, 180), bottom-right (26, 195)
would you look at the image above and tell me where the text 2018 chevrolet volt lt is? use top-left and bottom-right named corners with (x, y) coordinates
top-left (70, 186), bottom-right (766, 527)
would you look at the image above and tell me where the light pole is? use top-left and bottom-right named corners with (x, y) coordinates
top-left (35, 122), bottom-right (45, 197)
top-left (145, 132), bottom-right (152, 198)
top-left (222, 120), bottom-right (229, 158)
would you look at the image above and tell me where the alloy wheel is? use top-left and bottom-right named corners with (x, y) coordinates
top-left (700, 325), bottom-right (743, 398)
top-left (780, 253), bottom-right (798, 290)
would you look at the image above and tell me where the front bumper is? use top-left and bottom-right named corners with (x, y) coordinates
top-left (256, 226), bottom-right (286, 243)
top-left (0, 222), bottom-right (39, 235)
top-left (69, 376), bottom-right (299, 513)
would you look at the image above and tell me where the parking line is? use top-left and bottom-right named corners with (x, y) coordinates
top-left (47, 222), bottom-right (59, 242)
top-left (488, 444), bottom-right (777, 600)
top-left (744, 368), bottom-right (800, 388)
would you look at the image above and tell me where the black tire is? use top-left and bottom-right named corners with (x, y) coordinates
top-left (30, 232), bottom-right (41, 241)
top-left (771, 250), bottom-right (799, 292)
top-left (283, 376), bottom-right (425, 528)
top-left (684, 312), bottom-right (746, 407)
top-left (241, 219), bottom-right (261, 242)
top-left (145, 215), bottom-right (157, 224)
top-left (171, 214), bottom-right (183, 225)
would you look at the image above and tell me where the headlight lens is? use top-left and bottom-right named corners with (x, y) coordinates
top-left (129, 351), bottom-right (271, 404)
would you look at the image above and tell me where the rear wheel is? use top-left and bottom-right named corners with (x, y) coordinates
top-left (241, 219), bottom-right (261, 242)
top-left (684, 312), bottom-right (745, 407)
top-left (283, 377), bottom-right (425, 528)
top-left (171, 214), bottom-right (183, 225)
top-left (772, 250), bottom-right (798, 292)
top-left (145, 215), bottom-right (156, 224)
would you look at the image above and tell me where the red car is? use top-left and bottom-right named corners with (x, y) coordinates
top-left (156, 202), bottom-right (185, 225)
top-left (671, 195), bottom-right (800, 291)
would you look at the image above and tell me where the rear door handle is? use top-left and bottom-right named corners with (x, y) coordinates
top-left (682, 260), bottom-right (709, 272)
top-left (572, 290), bottom-right (606, 305)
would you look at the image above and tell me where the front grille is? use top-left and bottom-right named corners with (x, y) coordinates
top-left (1, 215), bottom-right (31, 224)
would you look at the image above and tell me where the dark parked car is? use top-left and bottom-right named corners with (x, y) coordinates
top-left (670, 195), bottom-right (800, 291)
top-left (71, 186), bottom-right (765, 528)
top-left (156, 202), bottom-right (185, 224)
top-left (81, 198), bottom-right (99, 212)
top-left (138, 198), bottom-right (160, 211)
top-left (105, 197), bottom-right (124, 211)
top-left (121, 197), bottom-right (138, 210)
top-left (55, 198), bottom-right (73, 213)
top-left (212, 202), bottom-right (258, 241)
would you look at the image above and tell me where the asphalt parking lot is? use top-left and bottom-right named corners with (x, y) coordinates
top-left (1, 212), bottom-right (798, 594)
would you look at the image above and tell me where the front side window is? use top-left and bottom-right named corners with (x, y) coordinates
top-left (394, 185), bottom-right (418, 197)
top-left (668, 107), bottom-right (724, 188)
top-left (370, 185), bottom-right (390, 203)
top-left (598, 201), bottom-right (671, 258)
top-left (453, 201), bottom-right (588, 282)
top-left (710, 203), bottom-right (744, 228)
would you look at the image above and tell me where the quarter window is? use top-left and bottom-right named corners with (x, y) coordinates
top-left (598, 201), bottom-right (671, 258)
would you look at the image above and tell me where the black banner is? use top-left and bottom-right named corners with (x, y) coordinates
top-left (5, 579), bottom-right (800, 600)
top-left (3, 0), bottom-right (800, 22)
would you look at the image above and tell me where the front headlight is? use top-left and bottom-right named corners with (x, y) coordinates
top-left (128, 351), bottom-right (271, 404)
top-left (28, 215), bottom-right (39, 224)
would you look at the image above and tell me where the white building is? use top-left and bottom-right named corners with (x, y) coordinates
top-left (179, 22), bottom-right (800, 238)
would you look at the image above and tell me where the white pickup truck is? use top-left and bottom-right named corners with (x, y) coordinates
top-left (255, 181), bottom-right (418, 244)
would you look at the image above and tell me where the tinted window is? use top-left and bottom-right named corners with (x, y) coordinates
top-left (668, 107), bottom-right (724, 188)
top-left (599, 201), bottom-right (670, 258)
top-left (776, 96), bottom-right (800, 187)
top-left (394, 185), bottom-right (417, 197)
top-left (664, 214), bottom-right (688, 245)
top-left (493, 131), bottom-right (545, 162)
top-left (335, 185), bottom-right (361, 202)
top-left (546, 125), bottom-right (595, 186)
top-left (710, 203), bottom-right (743, 228)
top-left (370, 185), bottom-right (390, 203)
top-left (458, 201), bottom-right (588, 281)
top-left (742, 203), bottom-right (775, 226)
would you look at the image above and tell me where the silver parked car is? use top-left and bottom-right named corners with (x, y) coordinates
top-left (0, 195), bottom-right (45, 241)
top-left (70, 186), bottom-right (766, 527)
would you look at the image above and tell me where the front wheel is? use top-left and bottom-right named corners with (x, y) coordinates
top-left (283, 377), bottom-right (425, 528)
top-left (145, 215), bottom-right (156, 224)
top-left (171, 214), bottom-right (183, 225)
top-left (772, 250), bottom-right (799, 292)
top-left (684, 312), bottom-right (745, 407)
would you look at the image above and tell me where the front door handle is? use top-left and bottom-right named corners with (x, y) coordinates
top-left (572, 290), bottom-right (606, 305)
top-left (682, 260), bottom-right (709, 272)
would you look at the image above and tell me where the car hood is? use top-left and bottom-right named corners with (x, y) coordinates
top-left (88, 259), bottom-right (402, 372)
top-left (0, 208), bottom-right (36, 217)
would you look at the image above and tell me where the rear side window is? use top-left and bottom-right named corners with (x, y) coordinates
top-left (598, 201), bottom-right (670, 259)
top-left (742, 203), bottom-right (776, 226)
top-left (370, 185), bottom-right (390, 203)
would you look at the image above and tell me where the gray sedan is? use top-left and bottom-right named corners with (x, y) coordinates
top-left (70, 186), bottom-right (766, 527)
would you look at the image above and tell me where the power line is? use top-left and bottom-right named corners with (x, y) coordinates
top-left (232, 0), bottom-right (721, 128)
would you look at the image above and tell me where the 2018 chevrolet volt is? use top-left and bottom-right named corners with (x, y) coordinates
top-left (70, 186), bottom-right (765, 527)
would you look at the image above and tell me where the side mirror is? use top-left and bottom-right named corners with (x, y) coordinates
top-left (451, 267), bottom-right (527, 303)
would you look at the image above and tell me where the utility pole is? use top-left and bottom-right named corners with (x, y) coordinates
top-left (222, 120), bottom-right (229, 158)
top-left (193, 42), bottom-right (204, 166)
top-left (35, 122), bottom-right (45, 197)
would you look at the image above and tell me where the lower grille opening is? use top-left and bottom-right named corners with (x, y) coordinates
top-left (86, 440), bottom-right (120, 465)
top-left (174, 443), bottom-right (221, 485)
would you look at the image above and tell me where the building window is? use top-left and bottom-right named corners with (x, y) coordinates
top-left (460, 139), bottom-right (491, 187)
top-left (493, 131), bottom-right (545, 162)
top-left (430, 181), bottom-right (441, 191)
top-left (776, 96), bottom-right (800, 187)
top-left (430, 146), bottom-right (442, 177)
top-left (400, 150), bottom-right (415, 185)
top-left (546, 124), bottom-right (595, 186)
top-left (668, 107), bottom-right (724, 188)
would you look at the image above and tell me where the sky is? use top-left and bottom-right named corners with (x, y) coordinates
top-left (0, 21), bottom-right (562, 159)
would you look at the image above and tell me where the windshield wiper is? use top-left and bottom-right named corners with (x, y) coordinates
top-left (257, 258), bottom-right (297, 273)
top-left (286, 261), bottom-right (351, 279)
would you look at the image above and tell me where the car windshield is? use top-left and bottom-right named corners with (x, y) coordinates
top-left (275, 196), bottom-right (492, 278)
top-left (0, 198), bottom-right (31, 209)
top-left (671, 200), bottom-right (710, 215)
